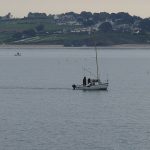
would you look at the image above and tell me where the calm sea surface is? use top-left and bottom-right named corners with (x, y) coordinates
top-left (0, 48), bottom-right (150, 150)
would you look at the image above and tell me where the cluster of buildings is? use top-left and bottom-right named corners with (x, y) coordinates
top-left (53, 13), bottom-right (141, 34)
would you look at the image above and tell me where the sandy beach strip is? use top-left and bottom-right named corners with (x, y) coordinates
top-left (0, 44), bottom-right (150, 49)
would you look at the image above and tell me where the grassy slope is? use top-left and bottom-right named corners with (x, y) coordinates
top-left (0, 19), bottom-right (150, 46)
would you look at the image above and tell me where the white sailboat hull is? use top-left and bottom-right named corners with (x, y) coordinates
top-left (72, 82), bottom-right (108, 91)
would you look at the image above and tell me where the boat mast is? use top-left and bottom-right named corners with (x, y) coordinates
top-left (95, 41), bottom-right (100, 80)
top-left (90, 28), bottom-right (100, 80)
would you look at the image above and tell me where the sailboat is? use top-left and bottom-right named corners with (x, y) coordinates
top-left (14, 52), bottom-right (21, 56)
top-left (72, 33), bottom-right (108, 90)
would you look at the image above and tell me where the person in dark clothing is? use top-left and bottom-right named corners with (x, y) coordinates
top-left (88, 78), bottom-right (91, 84)
top-left (83, 76), bottom-right (86, 86)
top-left (72, 84), bottom-right (76, 90)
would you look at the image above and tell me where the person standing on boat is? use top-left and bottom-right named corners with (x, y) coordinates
top-left (88, 78), bottom-right (91, 84)
top-left (83, 76), bottom-right (86, 86)
top-left (87, 78), bottom-right (92, 87)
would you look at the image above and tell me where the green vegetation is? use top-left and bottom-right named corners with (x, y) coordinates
top-left (0, 11), bottom-right (150, 46)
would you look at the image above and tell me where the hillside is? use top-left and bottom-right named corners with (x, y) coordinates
top-left (0, 12), bottom-right (150, 46)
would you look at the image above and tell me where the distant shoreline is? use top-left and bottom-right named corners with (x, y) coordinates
top-left (0, 44), bottom-right (150, 49)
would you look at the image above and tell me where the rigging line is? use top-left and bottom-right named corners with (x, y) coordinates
top-left (82, 67), bottom-right (97, 78)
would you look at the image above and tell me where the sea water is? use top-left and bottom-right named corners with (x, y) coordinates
top-left (0, 48), bottom-right (150, 150)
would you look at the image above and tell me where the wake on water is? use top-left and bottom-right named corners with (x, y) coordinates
top-left (0, 86), bottom-right (72, 90)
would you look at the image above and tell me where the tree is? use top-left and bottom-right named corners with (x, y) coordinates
top-left (5, 12), bottom-right (13, 19)
top-left (80, 11), bottom-right (93, 20)
top-left (110, 12), bottom-right (134, 24)
top-left (139, 19), bottom-right (150, 32)
top-left (27, 12), bottom-right (47, 19)
top-left (23, 29), bottom-right (36, 37)
top-left (99, 12), bottom-right (110, 21)
top-left (35, 24), bottom-right (45, 32)
top-left (83, 20), bottom-right (95, 27)
top-left (13, 32), bottom-right (22, 39)
top-left (99, 22), bottom-right (112, 32)
top-left (65, 12), bottom-right (79, 18)
top-left (93, 13), bottom-right (101, 23)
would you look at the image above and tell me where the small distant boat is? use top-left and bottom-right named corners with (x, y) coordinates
top-left (14, 52), bottom-right (21, 56)
top-left (72, 31), bottom-right (109, 91)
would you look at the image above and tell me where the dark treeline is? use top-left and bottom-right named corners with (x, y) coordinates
top-left (25, 11), bottom-right (150, 32)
